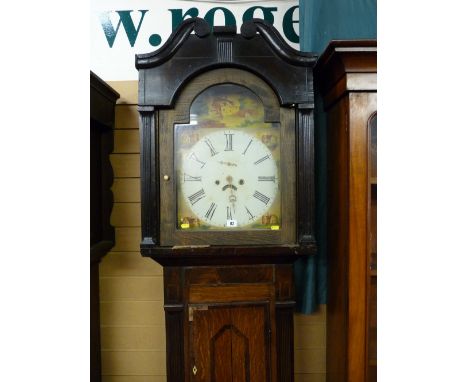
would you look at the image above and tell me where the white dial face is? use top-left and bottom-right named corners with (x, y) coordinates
top-left (180, 129), bottom-right (279, 228)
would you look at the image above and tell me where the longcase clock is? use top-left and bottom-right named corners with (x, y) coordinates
top-left (135, 18), bottom-right (317, 382)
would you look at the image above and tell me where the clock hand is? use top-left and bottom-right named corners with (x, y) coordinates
top-left (226, 175), bottom-right (237, 211)
top-left (222, 184), bottom-right (238, 191)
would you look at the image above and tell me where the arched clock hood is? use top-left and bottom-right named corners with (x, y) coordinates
top-left (135, 17), bottom-right (317, 107)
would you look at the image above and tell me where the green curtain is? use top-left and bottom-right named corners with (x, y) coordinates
top-left (299, 0), bottom-right (377, 53)
top-left (294, 0), bottom-right (377, 314)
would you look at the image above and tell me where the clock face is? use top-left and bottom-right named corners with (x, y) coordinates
top-left (174, 84), bottom-right (281, 231)
top-left (180, 129), bottom-right (279, 228)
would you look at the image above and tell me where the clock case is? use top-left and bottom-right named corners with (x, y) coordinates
top-left (136, 18), bottom-right (317, 261)
top-left (136, 19), bottom-right (317, 382)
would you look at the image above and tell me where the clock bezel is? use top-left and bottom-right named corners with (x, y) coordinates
top-left (159, 68), bottom-right (296, 246)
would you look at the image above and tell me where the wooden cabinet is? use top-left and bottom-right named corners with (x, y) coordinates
top-left (190, 305), bottom-right (269, 381)
top-left (157, 259), bottom-right (301, 382)
top-left (187, 270), bottom-right (274, 382)
top-left (314, 40), bottom-right (377, 382)
top-left (158, 261), bottom-right (299, 382)
top-left (90, 71), bottom-right (119, 382)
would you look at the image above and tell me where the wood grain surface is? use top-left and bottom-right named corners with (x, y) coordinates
top-left (315, 40), bottom-right (377, 382)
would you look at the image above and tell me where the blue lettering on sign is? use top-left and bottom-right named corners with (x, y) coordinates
top-left (100, 10), bottom-right (148, 47)
top-left (99, 6), bottom-right (299, 48)
top-left (243, 6), bottom-right (277, 24)
top-left (169, 8), bottom-right (199, 30)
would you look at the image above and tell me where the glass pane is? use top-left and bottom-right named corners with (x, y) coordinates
top-left (174, 84), bottom-right (281, 231)
top-left (368, 112), bottom-right (377, 381)
top-left (370, 114), bottom-right (377, 180)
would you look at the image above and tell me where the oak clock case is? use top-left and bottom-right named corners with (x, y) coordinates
top-left (136, 17), bottom-right (317, 382)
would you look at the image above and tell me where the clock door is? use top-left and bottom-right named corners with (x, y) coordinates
top-left (158, 68), bottom-right (296, 247)
top-left (190, 305), bottom-right (269, 382)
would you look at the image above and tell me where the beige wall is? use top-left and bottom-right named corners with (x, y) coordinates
top-left (100, 81), bottom-right (326, 381)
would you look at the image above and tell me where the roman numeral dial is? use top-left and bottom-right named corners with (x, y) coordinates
top-left (205, 203), bottom-right (217, 220)
top-left (253, 190), bottom-right (270, 205)
top-left (188, 189), bottom-right (206, 205)
top-left (254, 155), bottom-right (270, 165)
top-left (204, 138), bottom-right (218, 156)
top-left (179, 129), bottom-right (280, 228)
top-left (224, 132), bottom-right (234, 151)
top-left (184, 173), bottom-right (202, 182)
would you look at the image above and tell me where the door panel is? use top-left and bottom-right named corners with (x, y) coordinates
top-left (211, 326), bottom-right (233, 381)
top-left (190, 305), bottom-right (268, 382)
top-left (231, 306), bottom-right (268, 382)
top-left (191, 307), bottom-right (231, 382)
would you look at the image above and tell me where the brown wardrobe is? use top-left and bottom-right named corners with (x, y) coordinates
top-left (315, 40), bottom-right (377, 382)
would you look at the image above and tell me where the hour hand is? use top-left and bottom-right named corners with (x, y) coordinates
top-left (222, 184), bottom-right (238, 191)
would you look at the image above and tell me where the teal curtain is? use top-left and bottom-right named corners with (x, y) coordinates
top-left (295, 0), bottom-right (377, 314)
top-left (300, 0), bottom-right (377, 53)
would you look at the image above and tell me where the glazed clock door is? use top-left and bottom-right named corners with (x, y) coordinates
top-left (190, 305), bottom-right (269, 382)
top-left (158, 68), bottom-right (296, 247)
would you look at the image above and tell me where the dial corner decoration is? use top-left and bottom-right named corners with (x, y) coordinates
top-left (174, 84), bottom-right (282, 232)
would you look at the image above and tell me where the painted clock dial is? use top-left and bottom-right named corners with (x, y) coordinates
top-left (180, 130), bottom-right (278, 228)
top-left (174, 84), bottom-right (281, 231)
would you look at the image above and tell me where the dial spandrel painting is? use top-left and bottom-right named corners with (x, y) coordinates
top-left (175, 84), bottom-right (281, 231)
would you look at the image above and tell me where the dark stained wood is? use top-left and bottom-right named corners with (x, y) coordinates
top-left (297, 105), bottom-right (316, 245)
top-left (90, 71), bottom-right (120, 129)
top-left (138, 106), bottom-right (158, 247)
top-left (324, 97), bottom-right (349, 382)
top-left (190, 304), bottom-right (270, 382)
top-left (275, 303), bottom-right (295, 382)
top-left (90, 262), bottom-right (101, 382)
top-left (136, 19), bottom-right (318, 382)
top-left (143, 244), bottom-right (314, 267)
top-left (90, 71), bottom-right (119, 382)
top-left (90, 71), bottom-right (119, 255)
top-left (367, 113), bottom-right (377, 382)
top-left (275, 264), bottom-right (294, 301)
top-left (136, 18), bottom-right (317, 106)
top-left (165, 306), bottom-right (186, 382)
top-left (164, 267), bottom-right (183, 304)
top-left (314, 40), bottom-right (377, 382)
top-left (186, 265), bottom-right (273, 285)
top-left (367, 277), bottom-right (377, 364)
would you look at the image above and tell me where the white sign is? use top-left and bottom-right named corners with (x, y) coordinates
top-left (227, 219), bottom-right (238, 227)
top-left (91, 0), bottom-right (300, 80)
